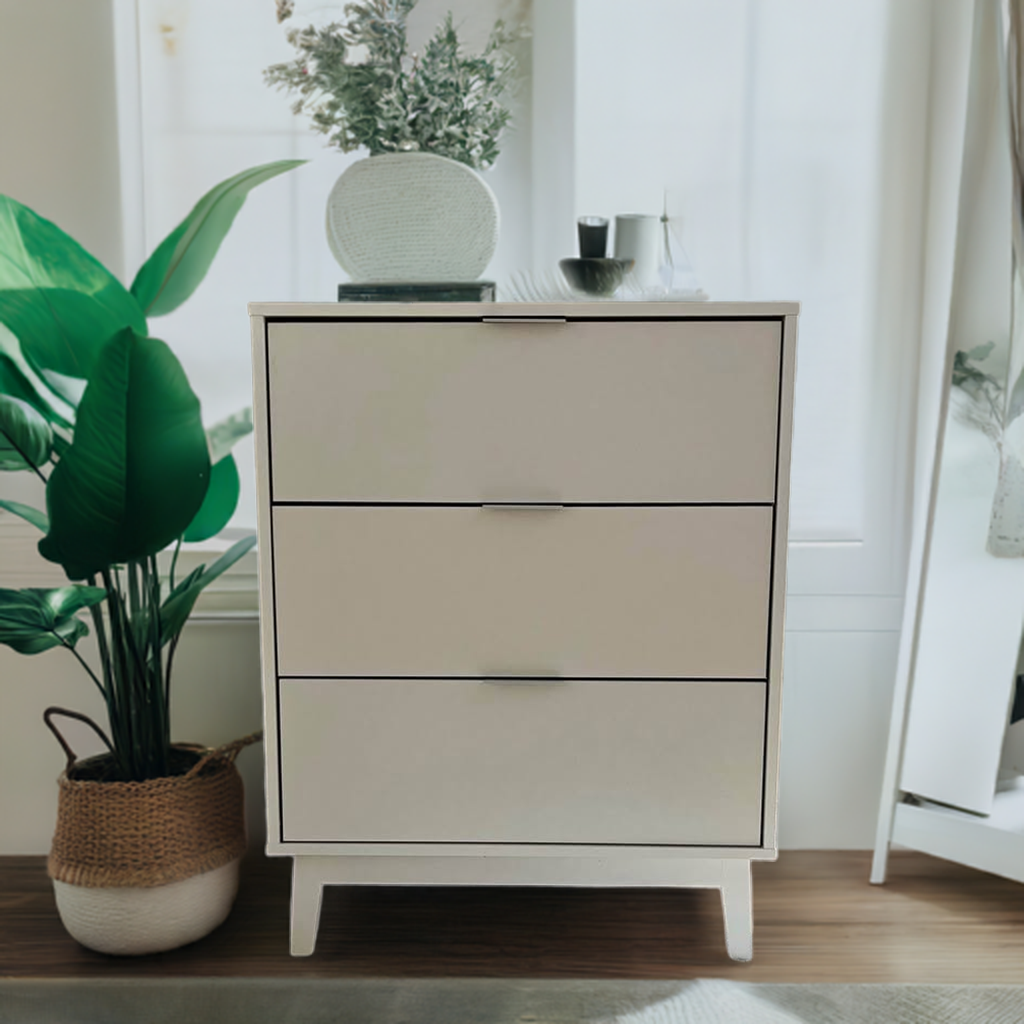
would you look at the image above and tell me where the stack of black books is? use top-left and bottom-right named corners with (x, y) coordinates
top-left (338, 282), bottom-right (496, 302)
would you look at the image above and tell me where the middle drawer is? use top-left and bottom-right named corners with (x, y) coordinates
top-left (272, 505), bottom-right (773, 679)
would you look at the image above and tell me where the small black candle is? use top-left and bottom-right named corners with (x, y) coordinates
top-left (577, 216), bottom-right (609, 258)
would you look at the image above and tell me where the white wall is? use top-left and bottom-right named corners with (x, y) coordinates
top-left (0, 0), bottom-right (124, 277)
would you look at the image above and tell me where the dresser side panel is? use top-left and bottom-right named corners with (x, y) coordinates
top-left (250, 313), bottom-right (283, 850)
top-left (760, 313), bottom-right (798, 853)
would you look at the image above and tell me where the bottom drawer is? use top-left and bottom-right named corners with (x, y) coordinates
top-left (279, 678), bottom-right (766, 846)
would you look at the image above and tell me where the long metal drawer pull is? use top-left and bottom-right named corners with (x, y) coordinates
top-left (481, 673), bottom-right (565, 685)
top-left (481, 503), bottom-right (565, 511)
top-left (481, 317), bottom-right (568, 324)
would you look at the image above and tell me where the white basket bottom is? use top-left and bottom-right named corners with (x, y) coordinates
top-left (53, 857), bottom-right (241, 956)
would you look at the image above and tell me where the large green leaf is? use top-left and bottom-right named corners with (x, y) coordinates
top-left (0, 586), bottom-right (106, 654)
top-left (51, 431), bottom-right (70, 458)
top-left (0, 325), bottom-right (72, 428)
top-left (160, 535), bottom-right (256, 644)
top-left (38, 329), bottom-right (210, 580)
top-left (0, 500), bottom-right (49, 532)
top-left (0, 195), bottom-right (147, 379)
top-left (39, 369), bottom-right (86, 410)
top-left (0, 395), bottom-right (52, 470)
top-left (183, 453), bottom-right (240, 542)
top-left (131, 160), bottom-right (306, 317)
top-left (0, 351), bottom-right (67, 428)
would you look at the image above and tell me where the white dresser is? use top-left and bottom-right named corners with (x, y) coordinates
top-left (249, 302), bottom-right (797, 961)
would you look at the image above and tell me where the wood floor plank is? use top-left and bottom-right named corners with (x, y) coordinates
top-left (3, 851), bottom-right (1024, 981)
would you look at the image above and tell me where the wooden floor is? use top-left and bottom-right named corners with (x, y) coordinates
top-left (3, 850), bottom-right (1024, 982)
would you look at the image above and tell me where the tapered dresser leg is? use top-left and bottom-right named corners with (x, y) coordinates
top-left (290, 857), bottom-right (324, 956)
top-left (720, 859), bottom-right (754, 962)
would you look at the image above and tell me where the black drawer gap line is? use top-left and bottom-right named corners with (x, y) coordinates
top-left (277, 840), bottom-right (766, 849)
top-left (270, 500), bottom-right (777, 508)
top-left (276, 675), bottom-right (770, 683)
top-left (262, 314), bottom-right (789, 326)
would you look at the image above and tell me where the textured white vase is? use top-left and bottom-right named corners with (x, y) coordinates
top-left (325, 151), bottom-right (500, 282)
top-left (52, 857), bottom-right (241, 956)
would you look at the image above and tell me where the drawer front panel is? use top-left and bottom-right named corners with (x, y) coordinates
top-left (279, 678), bottom-right (766, 845)
top-left (266, 319), bottom-right (781, 503)
top-left (272, 505), bottom-right (773, 680)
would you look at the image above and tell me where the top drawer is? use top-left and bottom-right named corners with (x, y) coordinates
top-left (265, 318), bottom-right (781, 503)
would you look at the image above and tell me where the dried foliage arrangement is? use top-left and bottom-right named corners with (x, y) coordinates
top-left (264, 0), bottom-right (519, 170)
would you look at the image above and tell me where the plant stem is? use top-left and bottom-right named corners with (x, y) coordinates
top-left (92, 557), bottom-right (178, 780)
top-left (137, 556), bottom-right (165, 774)
top-left (127, 558), bottom-right (140, 622)
top-left (148, 554), bottom-right (168, 747)
top-left (55, 632), bottom-right (107, 699)
top-left (169, 536), bottom-right (182, 592)
top-left (102, 567), bottom-right (136, 779)
top-left (2, 433), bottom-right (49, 486)
top-left (163, 542), bottom-right (181, 717)
top-left (115, 566), bottom-right (149, 685)
top-left (85, 579), bottom-right (128, 776)
top-left (86, 575), bottom-right (113, 690)
top-left (165, 631), bottom-right (180, 719)
top-left (127, 559), bottom-right (160, 777)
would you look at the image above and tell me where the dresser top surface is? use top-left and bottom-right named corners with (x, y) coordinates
top-left (248, 300), bottom-right (800, 320)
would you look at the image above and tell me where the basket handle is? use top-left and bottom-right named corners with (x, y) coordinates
top-left (43, 707), bottom-right (114, 770)
top-left (184, 730), bottom-right (263, 779)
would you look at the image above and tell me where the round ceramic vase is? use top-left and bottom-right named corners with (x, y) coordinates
top-left (325, 151), bottom-right (500, 282)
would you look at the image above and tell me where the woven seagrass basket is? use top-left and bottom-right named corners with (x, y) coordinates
top-left (44, 708), bottom-right (261, 955)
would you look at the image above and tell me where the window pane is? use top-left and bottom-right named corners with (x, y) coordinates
top-left (576, 0), bottom-right (889, 541)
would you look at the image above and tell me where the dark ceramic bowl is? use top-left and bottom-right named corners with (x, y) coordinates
top-left (559, 257), bottom-right (634, 297)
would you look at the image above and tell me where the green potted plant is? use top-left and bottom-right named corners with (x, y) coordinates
top-left (264, 0), bottom-right (521, 283)
top-left (0, 158), bottom-right (303, 955)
